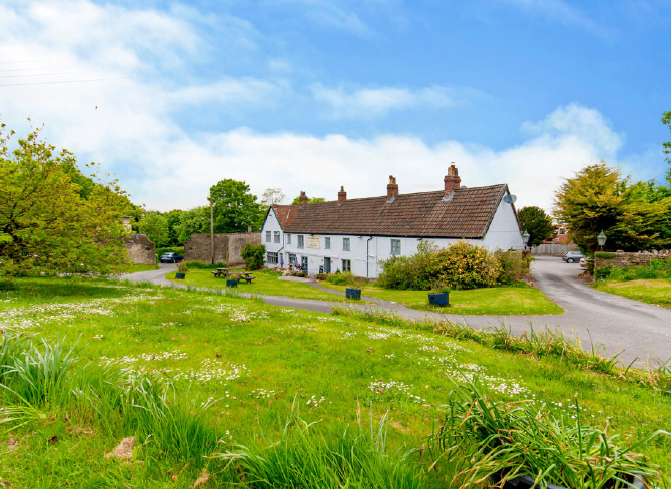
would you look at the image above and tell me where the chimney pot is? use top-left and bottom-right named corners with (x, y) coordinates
top-left (444, 163), bottom-right (462, 197)
top-left (338, 185), bottom-right (347, 204)
top-left (299, 191), bottom-right (308, 205)
top-left (387, 175), bottom-right (399, 202)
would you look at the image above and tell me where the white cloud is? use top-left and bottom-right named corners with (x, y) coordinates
top-left (310, 84), bottom-right (483, 119)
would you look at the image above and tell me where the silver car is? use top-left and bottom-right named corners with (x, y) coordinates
top-left (562, 250), bottom-right (584, 263)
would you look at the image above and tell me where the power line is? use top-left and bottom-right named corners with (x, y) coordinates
top-left (0, 77), bottom-right (125, 87)
top-left (0, 70), bottom-right (102, 79)
top-left (0, 66), bottom-right (79, 73)
top-left (0, 60), bottom-right (51, 65)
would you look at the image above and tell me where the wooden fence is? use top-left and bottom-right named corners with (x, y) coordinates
top-left (531, 243), bottom-right (578, 256)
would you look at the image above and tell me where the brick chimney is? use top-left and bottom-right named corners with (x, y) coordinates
top-left (338, 185), bottom-right (347, 204)
top-left (299, 191), bottom-right (308, 205)
top-left (444, 163), bottom-right (461, 197)
top-left (386, 175), bottom-right (398, 202)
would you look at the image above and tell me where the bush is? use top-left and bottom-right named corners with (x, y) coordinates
top-left (604, 257), bottom-right (671, 281)
top-left (177, 262), bottom-right (188, 274)
top-left (185, 260), bottom-right (227, 269)
top-left (241, 244), bottom-right (266, 270)
top-left (495, 250), bottom-right (531, 286)
top-left (379, 241), bottom-right (503, 291)
top-left (325, 273), bottom-right (348, 286)
top-left (595, 252), bottom-right (616, 259)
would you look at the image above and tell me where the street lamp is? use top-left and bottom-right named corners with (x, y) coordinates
top-left (597, 230), bottom-right (607, 251)
top-left (522, 230), bottom-right (530, 250)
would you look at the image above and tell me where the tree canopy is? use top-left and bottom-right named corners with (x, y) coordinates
top-left (175, 207), bottom-right (209, 243)
top-left (0, 122), bottom-right (130, 276)
top-left (554, 162), bottom-right (671, 252)
top-left (209, 179), bottom-right (265, 233)
top-left (138, 212), bottom-right (169, 247)
top-left (517, 206), bottom-right (555, 248)
top-left (290, 196), bottom-right (325, 205)
top-left (261, 187), bottom-right (286, 207)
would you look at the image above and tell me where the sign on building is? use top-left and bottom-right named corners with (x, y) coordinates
top-left (306, 235), bottom-right (320, 249)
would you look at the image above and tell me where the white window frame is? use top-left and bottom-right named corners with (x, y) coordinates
top-left (342, 237), bottom-right (350, 251)
top-left (274, 231), bottom-right (280, 243)
top-left (287, 234), bottom-right (291, 244)
top-left (390, 239), bottom-right (401, 255)
top-left (297, 235), bottom-right (304, 248)
top-left (324, 237), bottom-right (330, 249)
top-left (267, 252), bottom-right (278, 264)
top-left (342, 259), bottom-right (351, 272)
top-left (265, 231), bottom-right (271, 242)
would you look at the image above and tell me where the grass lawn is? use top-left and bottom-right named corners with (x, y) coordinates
top-left (166, 268), bottom-right (352, 302)
top-left (321, 282), bottom-right (563, 315)
top-left (0, 277), bottom-right (669, 487)
top-left (123, 262), bottom-right (159, 273)
top-left (594, 278), bottom-right (671, 309)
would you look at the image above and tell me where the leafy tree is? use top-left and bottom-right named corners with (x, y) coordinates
top-left (175, 206), bottom-right (209, 243)
top-left (138, 211), bottom-right (169, 246)
top-left (241, 243), bottom-right (265, 270)
top-left (517, 206), bottom-right (555, 248)
top-left (0, 122), bottom-right (129, 276)
top-left (290, 196), bottom-right (325, 205)
top-left (209, 179), bottom-right (264, 233)
top-left (163, 209), bottom-right (184, 246)
top-left (261, 188), bottom-right (286, 207)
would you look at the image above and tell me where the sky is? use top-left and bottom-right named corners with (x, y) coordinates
top-left (0, 0), bottom-right (669, 213)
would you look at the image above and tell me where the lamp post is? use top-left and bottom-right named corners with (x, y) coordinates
top-left (597, 230), bottom-right (607, 251)
top-left (522, 230), bottom-right (530, 250)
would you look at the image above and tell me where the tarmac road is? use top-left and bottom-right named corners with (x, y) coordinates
top-left (119, 257), bottom-right (671, 367)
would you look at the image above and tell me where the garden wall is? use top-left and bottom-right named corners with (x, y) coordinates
top-left (184, 233), bottom-right (261, 265)
top-left (125, 234), bottom-right (155, 264)
top-left (595, 250), bottom-right (671, 270)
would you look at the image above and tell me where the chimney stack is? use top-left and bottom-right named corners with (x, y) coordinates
top-left (338, 185), bottom-right (347, 204)
top-left (444, 163), bottom-right (461, 197)
top-left (386, 175), bottom-right (398, 202)
top-left (299, 191), bottom-right (308, 205)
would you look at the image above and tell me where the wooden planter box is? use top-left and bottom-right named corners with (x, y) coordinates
top-left (346, 288), bottom-right (361, 300)
top-left (175, 272), bottom-right (186, 279)
top-left (428, 292), bottom-right (450, 307)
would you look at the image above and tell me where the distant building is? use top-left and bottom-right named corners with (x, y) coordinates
top-left (544, 223), bottom-right (570, 245)
top-left (260, 164), bottom-right (524, 277)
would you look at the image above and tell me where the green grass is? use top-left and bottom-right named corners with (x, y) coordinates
top-left (123, 262), bottom-right (159, 273)
top-left (321, 282), bottom-right (563, 315)
top-left (166, 268), bottom-right (353, 302)
top-left (594, 278), bottom-right (671, 309)
top-left (0, 277), bottom-right (668, 487)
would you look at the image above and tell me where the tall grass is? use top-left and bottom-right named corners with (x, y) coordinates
top-left (216, 400), bottom-right (427, 489)
top-left (426, 378), bottom-right (669, 489)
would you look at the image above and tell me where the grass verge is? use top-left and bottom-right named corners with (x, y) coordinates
top-left (594, 278), bottom-right (671, 309)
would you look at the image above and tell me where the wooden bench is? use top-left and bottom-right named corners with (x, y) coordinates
top-left (240, 276), bottom-right (256, 284)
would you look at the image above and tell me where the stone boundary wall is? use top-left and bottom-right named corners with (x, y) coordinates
top-left (125, 234), bottom-right (156, 264)
top-left (595, 250), bottom-right (671, 270)
top-left (184, 233), bottom-right (262, 266)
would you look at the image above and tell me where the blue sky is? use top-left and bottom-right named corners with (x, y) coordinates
top-left (0, 0), bottom-right (669, 211)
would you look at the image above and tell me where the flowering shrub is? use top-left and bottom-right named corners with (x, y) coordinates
top-left (241, 244), bottom-right (266, 270)
top-left (379, 241), bottom-right (508, 290)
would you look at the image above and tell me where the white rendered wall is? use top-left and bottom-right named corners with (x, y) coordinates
top-left (482, 198), bottom-right (524, 251)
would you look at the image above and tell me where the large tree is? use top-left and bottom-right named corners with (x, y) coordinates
top-left (0, 122), bottom-right (130, 276)
top-left (209, 179), bottom-right (265, 233)
top-left (175, 206), bottom-right (209, 243)
top-left (138, 211), bottom-right (169, 247)
top-left (517, 206), bottom-right (555, 248)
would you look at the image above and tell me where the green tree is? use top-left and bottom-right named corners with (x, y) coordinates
top-left (0, 122), bottom-right (129, 276)
top-left (175, 206), bottom-right (209, 243)
top-left (517, 206), bottom-right (555, 248)
top-left (163, 209), bottom-right (184, 246)
top-left (138, 211), bottom-right (169, 247)
top-left (290, 196), bottom-right (325, 205)
top-left (209, 179), bottom-right (264, 233)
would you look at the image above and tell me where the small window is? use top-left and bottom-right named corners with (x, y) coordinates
top-left (301, 256), bottom-right (308, 269)
top-left (288, 253), bottom-right (296, 266)
top-left (274, 231), bottom-right (280, 243)
top-left (265, 231), bottom-right (271, 242)
top-left (287, 234), bottom-right (291, 244)
top-left (298, 235), bottom-right (304, 248)
top-left (342, 238), bottom-right (350, 251)
top-left (342, 259), bottom-right (351, 272)
top-left (390, 239), bottom-right (401, 255)
top-left (267, 252), bottom-right (278, 264)
top-left (324, 237), bottom-right (330, 249)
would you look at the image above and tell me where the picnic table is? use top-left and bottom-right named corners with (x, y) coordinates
top-left (211, 267), bottom-right (229, 278)
top-left (231, 271), bottom-right (256, 284)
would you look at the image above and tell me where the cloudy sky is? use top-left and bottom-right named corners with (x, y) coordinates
top-left (1, 0), bottom-right (669, 212)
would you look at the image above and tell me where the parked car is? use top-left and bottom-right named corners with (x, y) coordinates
top-left (159, 252), bottom-right (183, 263)
top-left (562, 251), bottom-right (584, 263)
top-left (580, 257), bottom-right (587, 268)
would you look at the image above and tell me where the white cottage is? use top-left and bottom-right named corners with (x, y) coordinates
top-left (260, 164), bottom-right (524, 277)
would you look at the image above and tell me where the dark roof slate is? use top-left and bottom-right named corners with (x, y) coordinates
top-left (272, 184), bottom-right (509, 239)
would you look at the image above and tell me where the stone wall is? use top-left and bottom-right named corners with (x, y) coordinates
top-left (125, 234), bottom-right (156, 264)
top-left (184, 233), bottom-right (262, 266)
top-left (595, 250), bottom-right (671, 270)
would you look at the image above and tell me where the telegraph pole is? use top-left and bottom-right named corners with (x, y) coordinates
top-left (210, 198), bottom-right (214, 264)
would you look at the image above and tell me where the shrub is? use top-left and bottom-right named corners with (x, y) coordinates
top-left (241, 244), bottom-right (266, 270)
top-left (185, 260), bottom-right (227, 269)
top-left (177, 262), bottom-right (188, 274)
top-left (325, 273), bottom-right (348, 286)
top-left (495, 250), bottom-right (531, 286)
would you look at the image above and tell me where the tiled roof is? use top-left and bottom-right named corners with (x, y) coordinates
top-left (271, 184), bottom-right (510, 239)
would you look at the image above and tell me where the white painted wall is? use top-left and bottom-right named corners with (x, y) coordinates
top-left (260, 195), bottom-right (524, 277)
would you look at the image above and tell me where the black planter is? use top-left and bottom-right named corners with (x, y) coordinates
top-left (175, 272), bottom-right (186, 279)
top-left (346, 288), bottom-right (361, 300)
top-left (428, 292), bottom-right (450, 307)
top-left (505, 474), bottom-right (645, 489)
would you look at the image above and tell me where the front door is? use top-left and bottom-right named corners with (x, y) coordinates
top-left (324, 257), bottom-right (331, 273)
top-left (301, 256), bottom-right (308, 272)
